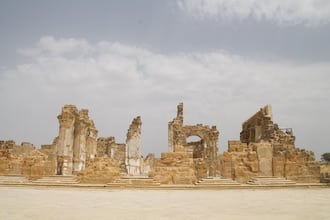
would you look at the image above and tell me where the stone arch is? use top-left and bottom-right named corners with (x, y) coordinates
top-left (168, 103), bottom-right (220, 177)
top-left (185, 135), bottom-right (204, 158)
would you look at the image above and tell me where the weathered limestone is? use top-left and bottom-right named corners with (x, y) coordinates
top-left (240, 105), bottom-right (295, 145)
top-left (56, 105), bottom-right (98, 175)
top-left (150, 151), bottom-right (196, 184)
top-left (125, 116), bottom-right (142, 176)
top-left (320, 163), bottom-right (330, 183)
top-left (221, 105), bottom-right (320, 183)
top-left (96, 137), bottom-right (126, 173)
top-left (0, 140), bottom-right (54, 179)
top-left (142, 153), bottom-right (156, 176)
top-left (168, 103), bottom-right (219, 177)
top-left (21, 150), bottom-right (54, 180)
top-left (0, 103), bottom-right (323, 185)
top-left (77, 157), bottom-right (120, 184)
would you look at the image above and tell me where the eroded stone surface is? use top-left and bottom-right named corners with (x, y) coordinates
top-left (168, 103), bottom-right (219, 177)
top-left (221, 105), bottom-right (320, 183)
top-left (150, 151), bottom-right (196, 184)
top-left (56, 105), bottom-right (98, 175)
top-left (77, 157), bottom-right (120, 184)
top-left (125, 116), bottom-right (142, 176)
top-left (0, 103), bottom-right (322, 184)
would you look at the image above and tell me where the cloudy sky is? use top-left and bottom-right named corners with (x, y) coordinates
top-left (1, 0), bottom-right (329, 159)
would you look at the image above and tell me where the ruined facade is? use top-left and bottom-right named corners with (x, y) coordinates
top-left (0, 103), bottom-right (323, 184)
top-left (221, 105), bottom-right (320, 183)
top-left (96, 137), bottom-right (126, 173)
top-left (55, 105), bottom-right (98, 175)
top-left (0, 140), bottom-right (54, 179)
top-left (168, 103), bottom-right (219, 176)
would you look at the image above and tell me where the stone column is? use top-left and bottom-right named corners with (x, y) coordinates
top-left (72, 120), bottom-right (88, 173)
top-left (56, 105), bottom-right (77, 175)
top-left (86, 123), bottom-right (98, 159)
top-left (125, 116), bottom-right (142, 176)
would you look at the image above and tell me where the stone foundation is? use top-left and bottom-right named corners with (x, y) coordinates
top-left (150, 152), bottom-right (196, 184)
top-left (77, 157), bottom-right (120, 184)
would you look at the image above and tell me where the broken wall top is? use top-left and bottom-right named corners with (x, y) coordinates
top-left (57, 104), bottom-right (98, 134)
top-left (240, 105), bottom-right (295, 145)
top-left (126, 116), bottom-right (142, 141)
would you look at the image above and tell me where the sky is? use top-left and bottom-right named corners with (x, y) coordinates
top-left (0, 0), bottom-right (330, 159)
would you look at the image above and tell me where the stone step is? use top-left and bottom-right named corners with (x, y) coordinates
top-left (32, 175), bottom-right (80, 184)
top-left (108, 176), bottom-right (161, 186)
top-left (247, 176), bottom-right (296, 185)
top-left (0, 175), bottom-right (30, 184)
top-left (196, 177), bottom-right (240, 186)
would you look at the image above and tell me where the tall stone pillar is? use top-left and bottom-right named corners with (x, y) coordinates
top-left (56, 105), bottom-right (78, 175)
top-left (56, 105), bottom-right (98, 175)
top-left (86, 122), bottom-right (98, 159)
top-left (72, 120), bottom-right (88, 173)
top-left (125, 116), bottom-right (142, 176)
top-left (168, 103), bottom-right (185, 152)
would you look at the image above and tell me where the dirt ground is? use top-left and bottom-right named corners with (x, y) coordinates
top-left (0, 187), bottom-right (329, 220)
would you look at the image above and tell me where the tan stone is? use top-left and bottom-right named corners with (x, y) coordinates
top-left (125, 116), bottom-right (142, 176)
top-left (77, 157), bottom-right (120, 184)
top-left (151, 152), bottom-right (196, 184)
top-left (168, 103), bottom-right (219, 177)
top-left (223, 105), bottom-right (320, 183)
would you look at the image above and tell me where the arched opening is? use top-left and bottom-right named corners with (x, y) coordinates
top-left (186, 135), bottom-right (204, 158)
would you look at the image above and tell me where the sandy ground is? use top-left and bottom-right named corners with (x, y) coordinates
top-left (0, 187), bottom-right (329, 220)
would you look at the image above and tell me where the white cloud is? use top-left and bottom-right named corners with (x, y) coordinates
top-left (1, 36), bottom-right (330, 158)
top-left (177, 0), bottom-right (330, 26)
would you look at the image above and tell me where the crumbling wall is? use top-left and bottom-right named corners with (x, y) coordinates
top-left (150, 151), bottom-right (196, 184)
top-left (96, 137), bottom-right (126, 173)
top-left (77, 157), bottom-right (120, 183)
top-left (168, 103), bottom-right (220, 177)
top-left (320, 163), bottom-right (330, 183)
top-left (273, 144), bottom-right (320, 182)
top-left (142, 153), bottom-right (156, 176)
top-left (221, 141), bottom-right (259, 183)
top-left (0, 141), bottom-right (23, 175)
top-left (240, 105), bottom-right (295, 145)
top-left (125, 116), bottom-right (142, 176)
top-left (0, 140), bottom-right (55, 179)
top-left (222, 105), bottom-right (320, 183)
top-left (21, 150), bottom-right (54, 180)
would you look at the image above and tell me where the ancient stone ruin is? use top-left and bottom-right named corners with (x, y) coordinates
top-left (168, 103), bottom-right (219, 176)
top-left (0, 103), bottom-right (322, 185)
top-left (125, 116), bottom-right (142, 176)
top-left (221, 105), bottom-right (320, 183)
top-left (55, 105), bottom-right (98, 175)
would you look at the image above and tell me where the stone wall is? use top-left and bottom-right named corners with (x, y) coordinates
top-left (320, 163), bottom-right (330, 183)
top-left (150, 151), bottom-right (196, 184)
top-left (0, 141), bottom-right (23, 175)
top-left (168, 103), bottom-right (220, 177)
top-left (221, 105), bottom-right (320, 183)
top-left (77, 157), bottom-right (120, 183)
top-left (96, 137), bottom-right (126, 173)
top-left (142, 153), bottom-right (156, 176)
top-left (240, 105), bottom-right (295, 145)
top-left (0, 140), bottom-right (54, 179)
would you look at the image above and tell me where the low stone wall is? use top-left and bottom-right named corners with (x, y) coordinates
top-left (0, 146), bottom-right (55, 180)
top-left (77, 157), bottom-right (120, 184)
top-left (150, 152), bottom-right (196, 184)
